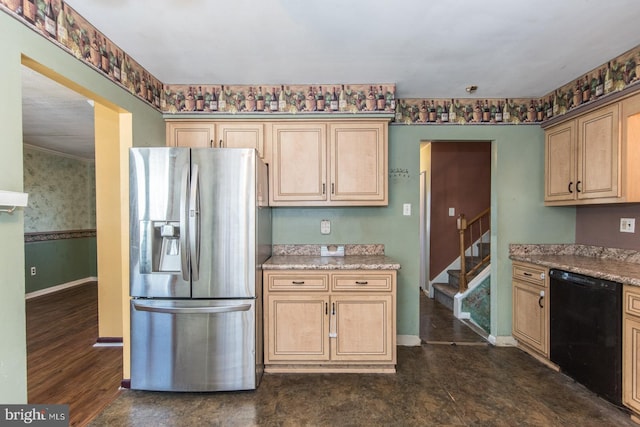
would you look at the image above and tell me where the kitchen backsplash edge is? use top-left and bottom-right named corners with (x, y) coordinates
top-left (509, 244), bottom-right (640, 264)
top-left (272, 244), bottom-right (385, 256)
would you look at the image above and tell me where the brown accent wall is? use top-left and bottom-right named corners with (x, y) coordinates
top-left (429, 141), bottom-right (491, 280)
top-left (575, 204), bottom-right (640, 250)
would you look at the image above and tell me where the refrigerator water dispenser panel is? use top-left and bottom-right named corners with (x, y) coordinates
top-left (139, 220), bottom-right (182, 273)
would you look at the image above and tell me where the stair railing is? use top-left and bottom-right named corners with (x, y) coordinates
top-left (457, 208), bottom-right (490, 292)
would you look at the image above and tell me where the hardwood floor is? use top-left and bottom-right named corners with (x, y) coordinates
top-left (26, 282), bottom-right (123, 427)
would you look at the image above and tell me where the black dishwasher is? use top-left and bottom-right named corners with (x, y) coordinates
top-left (549, 269), bottom-right (622, 407)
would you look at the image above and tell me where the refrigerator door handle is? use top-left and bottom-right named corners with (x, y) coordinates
top-left (179, 163), bottom-right (190, 281)
top-left (189, 163), bottom-right (200, 281)
top-left (132, 301), bottom-right (251, 314)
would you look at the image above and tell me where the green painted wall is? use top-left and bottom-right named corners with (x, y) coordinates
top-left (24, 237), bottom-right (97, 293)
top-left (0, 11), bottom-right (164, 403)
top-left (274, 124), bottom-right (576, 339)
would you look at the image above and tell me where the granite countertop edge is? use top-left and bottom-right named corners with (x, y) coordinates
top-left (263, 255), bottom-right (401, 271)
top-left (509, 244), bottom-right (640, 286)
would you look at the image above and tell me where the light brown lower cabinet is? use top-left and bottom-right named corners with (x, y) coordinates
top-left (263, 270), bottom-right (396, 373)
top-left (511, 261), bottom-right (549, 359)
top-left (623, 285), bottom-right (640, 418)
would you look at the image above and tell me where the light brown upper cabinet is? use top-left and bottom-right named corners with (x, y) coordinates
top-left (270, 120), bottom-right (388, 206)
top-left (166, 121), bottom-right (215, 148)
top-left (544, 91), bottom-right (640, 205)
top-left (166, 118), bottom-right (389, 207)
top-left (270, 122), bottom-right (328, 204)
top-left (216, 122), bottom-right (265, 159)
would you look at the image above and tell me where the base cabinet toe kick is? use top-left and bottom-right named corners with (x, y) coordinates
top-left (263, 269), bottom-right (397, 373)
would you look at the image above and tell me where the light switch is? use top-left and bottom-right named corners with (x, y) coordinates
top-left (403, 203), bottom-right (411, 216)
top-left (448, 207), bottom-right (455, 217)
top-left (320, 219), bottom-right (331, 234)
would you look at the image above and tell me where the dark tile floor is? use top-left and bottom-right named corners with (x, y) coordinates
top-left (419, 290), bottom-right (487, 344)
top-left (89, 293), bottom-right (635, 426)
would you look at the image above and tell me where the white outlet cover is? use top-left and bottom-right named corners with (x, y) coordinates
top-left (320, 219), bottom-right (331, 234)
top-left (620, 218), bottom-right (636, 233)
top-left (403, 203), bottom-right (411, 216)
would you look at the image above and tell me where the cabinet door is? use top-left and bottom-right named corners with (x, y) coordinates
top-left (329, 122), bottom-right (387, 205)
top-left (577, 103), bottom-right (620, 200)
top-left (331, 295), bottom-right (395, 362)
top-left (217, 123), bottom-right (264, 158)
top-left (620, 94), bottom-right (640, 202)
top-left (265, 294), bottom-right (330, 362)
top-left (624, 315), bottom-right (640, 414)
top-left (512, 280), bottom-right (547, 356)
top-left (545, 121), bottom-right (577, 202)
top-left (166, 122), bottom-right (215, 148)
top-left (271, 123), bottom-right (327, 204)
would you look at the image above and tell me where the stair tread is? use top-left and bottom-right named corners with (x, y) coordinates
top-left (433, 282), bottom-right (458, 297)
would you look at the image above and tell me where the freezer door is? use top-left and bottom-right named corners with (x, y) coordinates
top-left (130, 298), bottom-right (261, 392)
top-left (191, 149), bottom-right (261, 298)
top-left (130, 148), bottom-right (191, 298)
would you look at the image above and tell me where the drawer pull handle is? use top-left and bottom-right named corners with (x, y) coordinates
top-left (292, 281), bottom-right (305, 285)
top-left (523, 272), bottom-right (532, 277)
top-left (355, 281), bottom-right (369, 285)
top-left (568, 182), bottom-right (573, 194)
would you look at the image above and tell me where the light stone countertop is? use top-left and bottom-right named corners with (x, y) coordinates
top-left (509, 244), bottom-right (640, 286)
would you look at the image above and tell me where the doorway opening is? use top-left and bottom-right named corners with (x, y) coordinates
top-left (20, 57), bottom-right (131, 424)
top-left (419, 140), bottom-right (491, 344)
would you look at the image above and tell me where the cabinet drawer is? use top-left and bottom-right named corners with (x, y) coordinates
top-left (512, 262), bottom-right (547, 287)
top-left (625, 287), bottom-right (640, 317)
top-left (266, 273), bottom-right (329, 292)
top-left (332, 273), bottom-right (393, 292)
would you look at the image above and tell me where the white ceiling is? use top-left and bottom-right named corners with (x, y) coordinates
top-left (22, 0), bottom-right (640, 159)
top-left (22, 66), bottom-right (95, 160)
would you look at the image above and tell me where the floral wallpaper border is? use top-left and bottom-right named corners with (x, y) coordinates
top-left (2, 2), bottom-right (640, 123)
top-left (25, 229), bottom-right (96, 243)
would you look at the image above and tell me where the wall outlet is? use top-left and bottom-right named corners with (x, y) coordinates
top-left (30, 266), bottom-right (36, 276)
top-left (403, 203), bottom-right (411, 216)
top-left (620, 218), bottom-right (636, 233)
top-left (320, 219), bottom-right (331, 234)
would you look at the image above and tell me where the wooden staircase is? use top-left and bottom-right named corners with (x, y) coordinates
top-left (432, 208), bottom-right (490, 311)
top-left (433, 242), bottom-right (490, 310)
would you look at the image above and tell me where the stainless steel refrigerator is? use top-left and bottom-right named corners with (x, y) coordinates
top-left (129, 147), bottom-right (271, 392)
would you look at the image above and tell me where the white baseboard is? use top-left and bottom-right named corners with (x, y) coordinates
top-left (26, 277), bottom-right (97, 300)
top-left (93, 342), bottom-right (123, 348)
top-left (488, 335), bottom-right (518, 347)
top-left (397, 335), bottom-right (421, 346)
